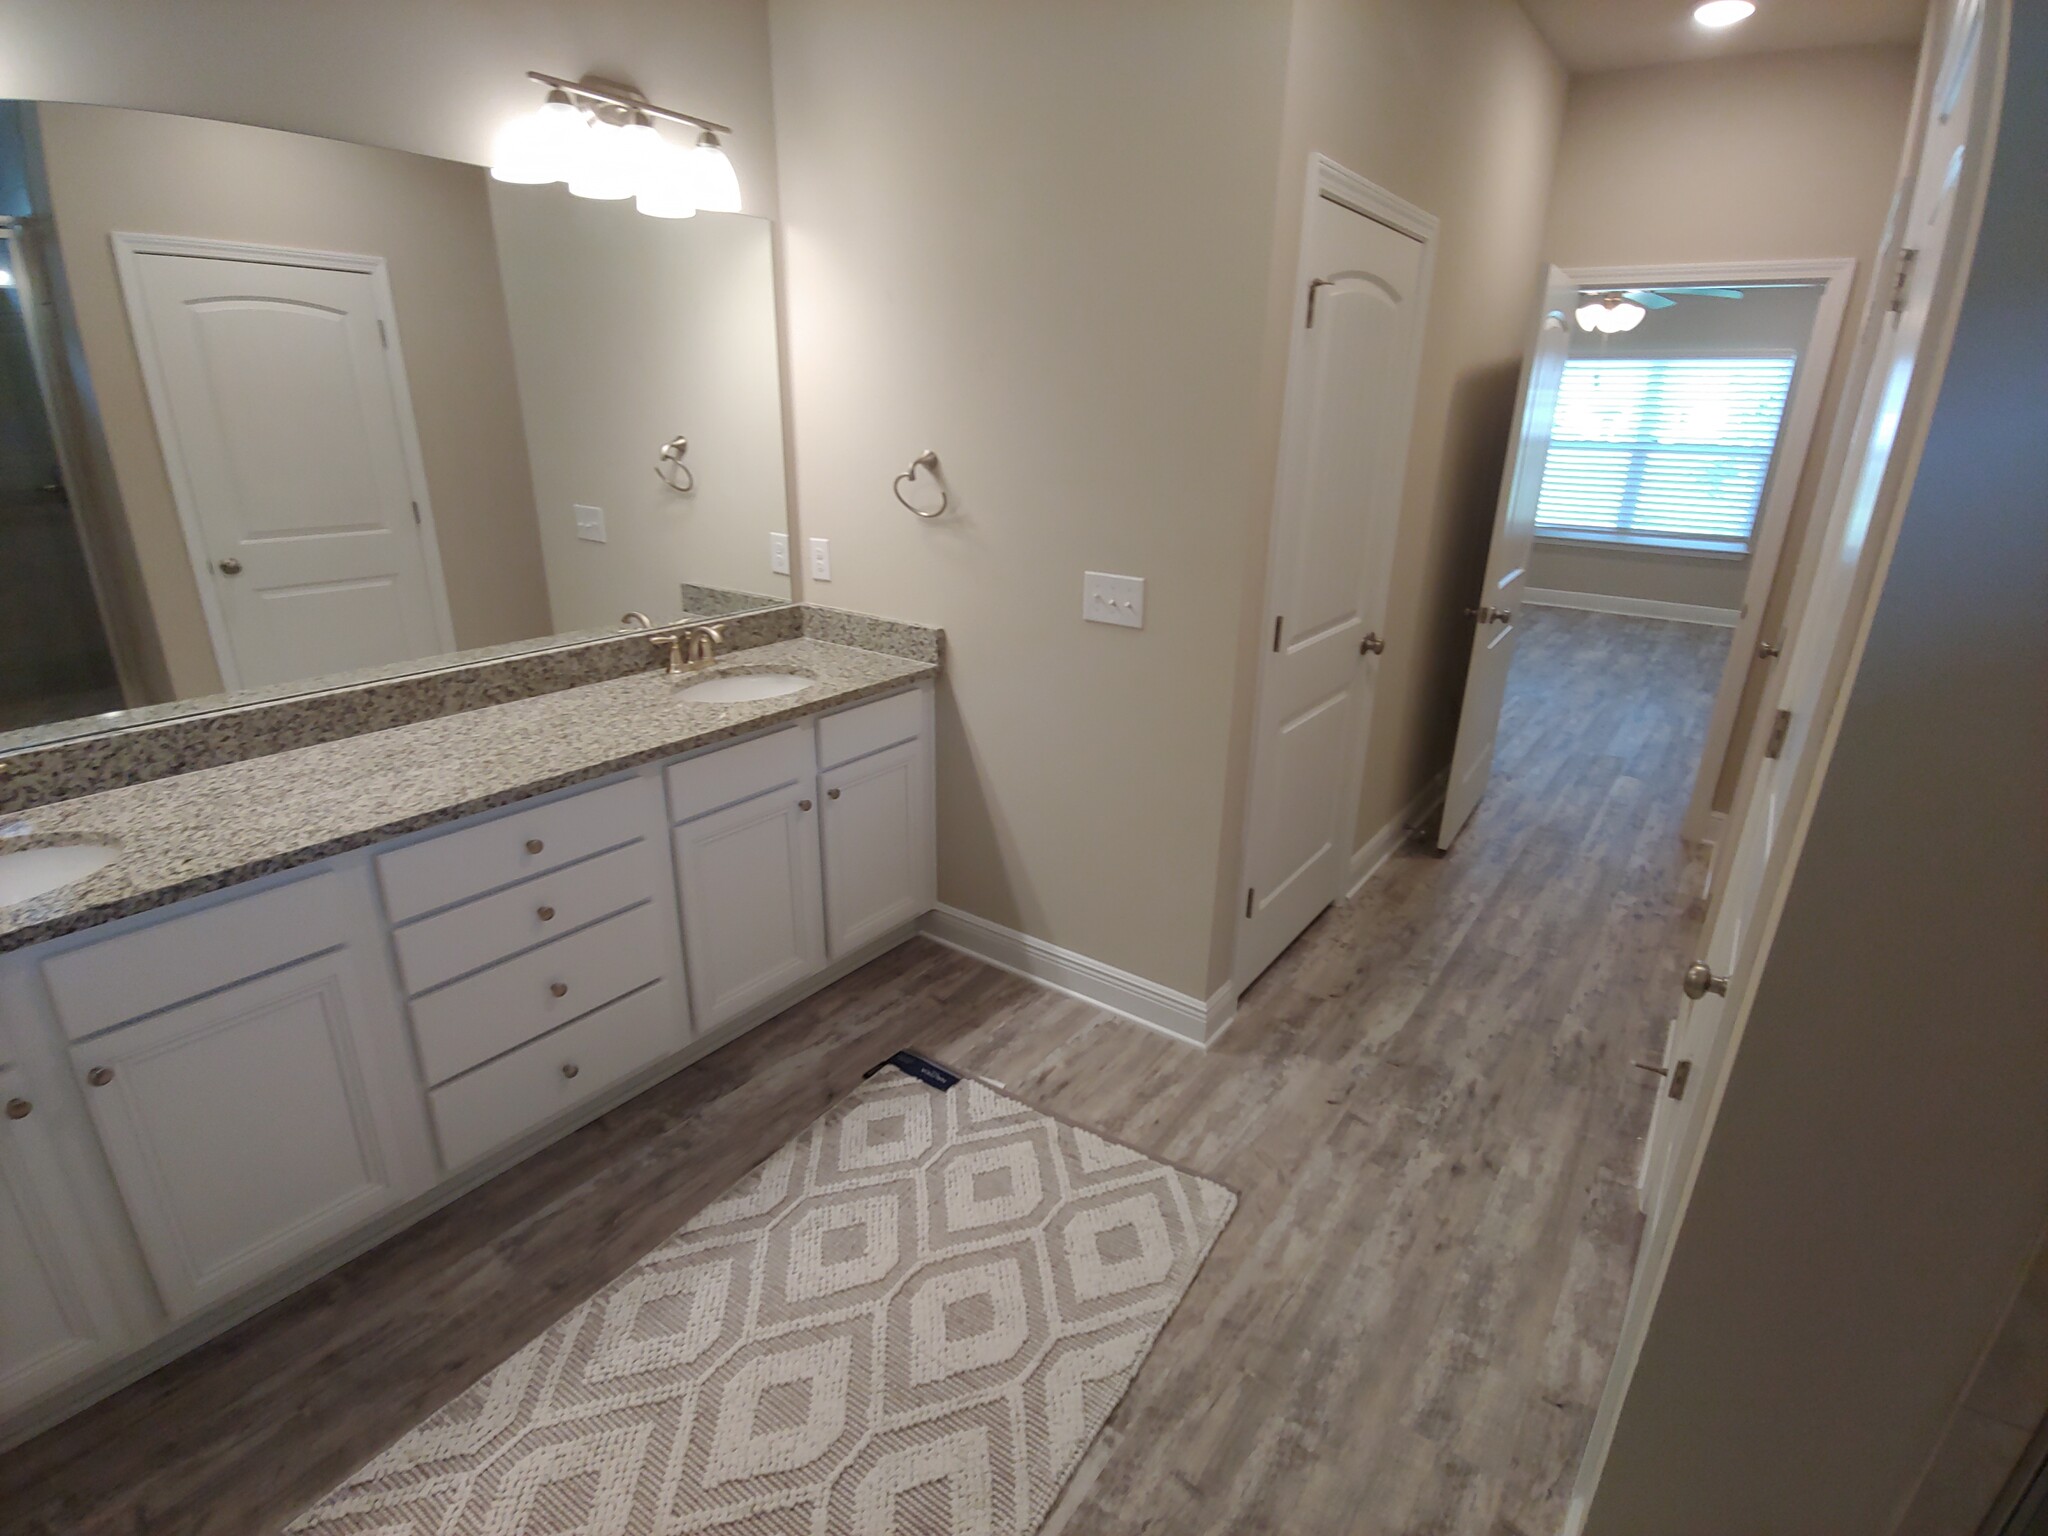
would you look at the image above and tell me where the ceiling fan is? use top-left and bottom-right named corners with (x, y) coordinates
top-left (1575, 285), bottom-right (1744, 332)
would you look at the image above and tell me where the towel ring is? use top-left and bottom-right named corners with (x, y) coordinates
top-left (893, 449), bottom-right (947, 519)
top-left (656, 435), bottom-right (694, 493)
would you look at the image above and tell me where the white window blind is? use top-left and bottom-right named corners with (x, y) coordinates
top-left (1533, 355), bottom-right (1797, 553)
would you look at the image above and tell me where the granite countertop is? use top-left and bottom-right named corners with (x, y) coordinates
top-left (0, 637), bottom-right (934, 953)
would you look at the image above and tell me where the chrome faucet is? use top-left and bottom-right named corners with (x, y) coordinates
top-left (651, 624), bottom-right (723, 678)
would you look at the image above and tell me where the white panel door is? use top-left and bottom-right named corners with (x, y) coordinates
top-left (1236, 188), bottom-right (1429, 988)
top-left (673, 783), bottom-right (827, 1030)
top-left (0, 1063), bottom-right (133, 1417)
top-left (123, 250), bottom-right (450, 688)
top-left (1438, 266), bottom-right (1577, 851)
top-left (73, 950), bottom-right (420, 1319)
top-left (820, 739), bottom-right (934, 957)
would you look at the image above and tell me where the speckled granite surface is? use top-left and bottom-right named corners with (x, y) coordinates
top-left (0, 637), bottom-right (934, 953)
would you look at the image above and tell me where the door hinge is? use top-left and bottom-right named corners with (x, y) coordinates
top-left (1246, 887), bottom-right (1256, 919)
top-left (1668, 1059), bottom-right (1692, 1101)
top-left (377, 318), bottom-right (390, 348)
top-left (1764, 707), bottom-right (1792, 759)
top-left (1306, 277), bottom-right (1333, 328)
top-left (1272, 615), bottom-right (1284, 652)
top-left (1889, 248), bottom-right (1919, 314)
top-left (410, 500), bottom-right (421, 525)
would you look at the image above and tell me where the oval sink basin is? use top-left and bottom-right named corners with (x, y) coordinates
top-left (675, 671), bottom-right (813, 703)
top-left (0, 842), bottom-right (120, 907)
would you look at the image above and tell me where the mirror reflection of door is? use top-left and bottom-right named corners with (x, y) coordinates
top-left (0, 224), bottom-right (121, 731)
top-left (118, 245), bottom-right (454, 691)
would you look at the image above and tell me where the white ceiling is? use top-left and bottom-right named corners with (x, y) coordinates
top-left (1520, 0), bottom-right (1929, 72)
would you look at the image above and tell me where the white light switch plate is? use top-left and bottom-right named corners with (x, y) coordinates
top-left (1084, 571), bottom-right (1145, 629)
top-left (769, 532), bottom-right (790, 575)
top-left (573, 504), bottom-right (606, 544)
top-left (808, 537), bottom-right (833, 581)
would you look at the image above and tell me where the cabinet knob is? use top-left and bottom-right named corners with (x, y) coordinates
top-left (217, 556), bottom-right (243, 576)
top-left (561, 1062), bottom-right (580, 1079)
top-left (87, 1066), bottom-right (114, 1087)
top-left (798, 799), bottom-right (812, 812)
top-left (536, 905), bottom-right (556, 922)
top-left (549, 981), bottom-right (569, 998)
top-left (827, 788), bottom-right (841, 800)
top-left (4, 1097), bottom-right (29, 1120)
top-left (525, 838), bottom-right (545, 855)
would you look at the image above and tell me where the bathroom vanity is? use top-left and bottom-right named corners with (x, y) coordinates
top-left (0, 630), bottom-right (937, 1442)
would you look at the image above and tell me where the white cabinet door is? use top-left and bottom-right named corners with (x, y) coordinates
top-left (73, 950), bottom-right (423, 1320)
top-left (673, 783), bottom-right (826, 1031)
top-left (821, 739), bottom-right (934, 957)
top-left (0, 1064), bottom-right (133, 1419)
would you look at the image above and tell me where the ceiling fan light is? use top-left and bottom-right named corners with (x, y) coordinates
top-left (1693, 1), bottom-right (1757, 28)
top-left (1574, 300), bottom-right (1609, 332)
top-left (1606, 300), bottom-right (1648, 332)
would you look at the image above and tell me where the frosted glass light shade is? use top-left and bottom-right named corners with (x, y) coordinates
top-left (490, 95), bottom-right (581, 185)
top-left (1605, 300), bottom-right (1648, 332)
top-left (636, 140), bottom-right (698, 219)
top-left (686, 133), bottom-right (742, 214)
top-left (1575, 298), bottom-right (1647, 333)
top-left (568, 117), bottom-right (637, 200)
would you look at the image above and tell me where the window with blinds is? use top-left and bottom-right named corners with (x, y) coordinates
top-left (1533, 355), bottom-right (1798, 554)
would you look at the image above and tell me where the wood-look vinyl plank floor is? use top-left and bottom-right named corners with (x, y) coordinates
top-left (0, 607), bottom-right (1726, 1535)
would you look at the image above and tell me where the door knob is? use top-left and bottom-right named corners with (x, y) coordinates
top-left (1682, 961), bottom-right (1729, 1001)
top-left (217, 557), bottom-right (243, 576)
top-left (1360, 632), bottom-right (1386, 656)
top-left (1465, 605), bottom-right (1512, 625)
top-left (1757, 639), bottom-right (1782, 659)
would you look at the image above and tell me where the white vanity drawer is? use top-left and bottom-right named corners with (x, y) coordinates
top-left (390, 840), bottom-right (661, 996)
top-left (665, 725), bottom-right (813, 824)
top-left (408, 901), bottom-right (670, 1085)
top-left (43, 874), bottom-right (346, 1042)
top-left (817, 689), bottom-right (921, 770)
top-left (428, 977), bottom-right (683, 1169)
top-left (375, 779), bottom-right (642, 923)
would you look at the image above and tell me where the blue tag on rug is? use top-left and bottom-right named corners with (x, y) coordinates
top-left (865, 1050), bottom-right (960, 1090)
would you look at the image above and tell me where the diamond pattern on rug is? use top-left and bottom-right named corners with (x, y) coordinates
top-left (288, 1068), bottom-right (1235, 1535)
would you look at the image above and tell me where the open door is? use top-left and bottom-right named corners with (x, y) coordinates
top-left (1437, 266), bottom-right (1576, 851)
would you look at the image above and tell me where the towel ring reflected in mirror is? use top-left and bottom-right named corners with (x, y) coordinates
top-left (893, 449), bottom-right (948, 519)
top-left (656, 435), bottom-right (694, 492)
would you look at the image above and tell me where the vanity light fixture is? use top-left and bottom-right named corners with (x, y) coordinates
top-left (492, 72), bottom-right (740, 218)
top-left (1693, 1), bottom-right (1758, 27)
top-left (1575, 292), bottom-right (1649, 333)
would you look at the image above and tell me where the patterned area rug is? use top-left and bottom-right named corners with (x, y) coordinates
top-left (289, 1065), bottom-right (1235, 1534)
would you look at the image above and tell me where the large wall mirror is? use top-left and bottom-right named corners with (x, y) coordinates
top-left (0, 98), bottom-right (790, 752)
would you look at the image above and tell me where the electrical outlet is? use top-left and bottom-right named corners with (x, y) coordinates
top-left (1083, 571), bottom-right (1145, 629)
top-left (573, 504), bottom-right (606, 544)
top-left (769, 532), bottom-right (790, 575)
top-left (808, 536), bottom-right (833, 582)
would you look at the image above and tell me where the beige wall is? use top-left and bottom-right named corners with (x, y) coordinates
top-left (490, 187), bottom-right (790, 628)
top-left (1212, 0), bottom-right (1569, 992)
top-left (37, 104), bottom-right (551, 696)
top-left (769, 0), bottom-right (1293, 998)
top-left (1543, 45), bottom-right (1918, 806)
top-left (1582, 8), bottom-right (2045, 1519)
top-left (1526, 282), bottom-right (1827, 614)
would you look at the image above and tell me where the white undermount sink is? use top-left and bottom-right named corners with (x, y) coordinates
top-left (0, 842), bottom-right (120, 906)
top-left (675, 671), bottom-right (814, 703)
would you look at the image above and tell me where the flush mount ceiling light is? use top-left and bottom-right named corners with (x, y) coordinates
top-left (1575, 292), bottom-right (1650, 333)
top-left (1693, 1), bottom-right (1758, 27)
top-left (491, 72), bottom-right (740, 219)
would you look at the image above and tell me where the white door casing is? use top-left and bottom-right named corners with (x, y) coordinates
top-left (1569, 0), bottom-right (2002, 1522)
top-left (1236, 157), bottom-right (1436, 992)
top-left (113, 236), bottom-right (455, 690)
top-left (1438, 265), bottom-right (1577, 852)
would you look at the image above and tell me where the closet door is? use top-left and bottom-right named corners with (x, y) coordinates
top-left (673, 783), bottom-right (826, 1030)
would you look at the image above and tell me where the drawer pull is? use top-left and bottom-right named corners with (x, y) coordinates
top-left (798, 798), bottom-right (813, 812)
top-left (5, 1097), bottom-right (30, 1120)
top-left (87, 1066), bottom-right (114, 1087)
top-left (561, 1061), bottom-right (580, 1079)
top-left (536, 904), bottom-right (556, 922)
top-left (525, 838), bottom-right (545, 855)
top-left (827, 787), bottom-right (841, 800)
top-left (549, 981), bottom-right (569, 998)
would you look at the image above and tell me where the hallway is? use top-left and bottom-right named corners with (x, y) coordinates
top-left (1, 608), bottom-right (1730, 1536)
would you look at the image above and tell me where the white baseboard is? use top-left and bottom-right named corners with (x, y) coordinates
top-left (1347, 768), bottom-right (1449, 898)
top-left (1524, 587), bottom-right (1739, 628)
top-left (920, 904), bottom-right (1230, 1048)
